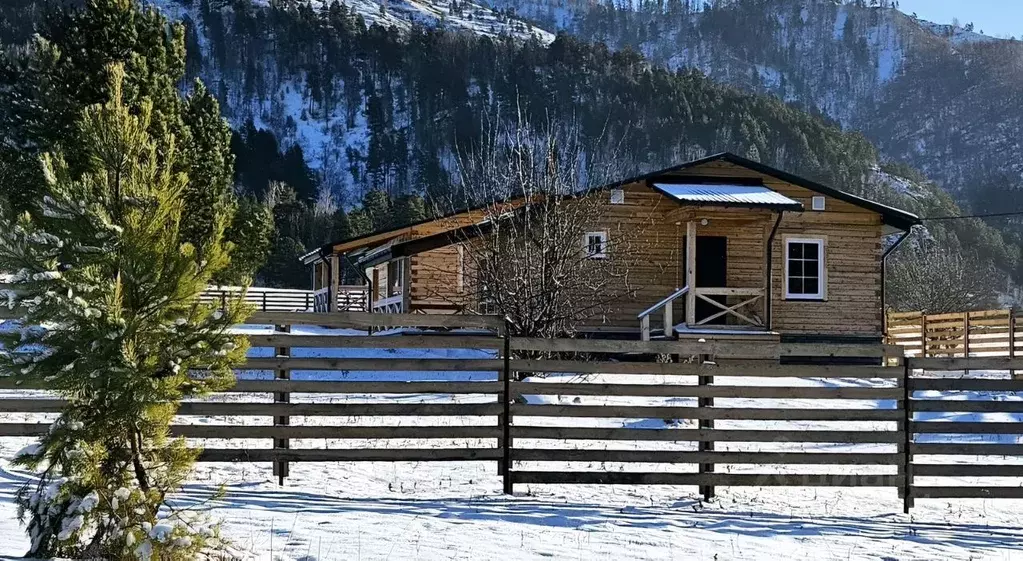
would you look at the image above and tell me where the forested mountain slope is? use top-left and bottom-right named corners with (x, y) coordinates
top-left (0, 0), bottom-right (1019, 302)
top-left (482, 0), bottom-right (1023, 203)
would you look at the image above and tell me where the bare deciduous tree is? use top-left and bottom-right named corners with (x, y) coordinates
top-left (888, 242), bottom-right (1002, 313)
top-left (426, 110), bottom-right (636, 339)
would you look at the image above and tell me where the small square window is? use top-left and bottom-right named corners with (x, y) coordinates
top-left (610, 189), bottom-right (625, 204)
top-left (811, 196), bottom-right (826, 211)
top-left (785, 238), bottom-right (825, 300)
top-left (584, 231), bottom-right (608, 259)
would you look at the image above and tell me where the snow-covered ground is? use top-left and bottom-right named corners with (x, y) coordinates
top-left (2, 326), bottom-right (1023, 560)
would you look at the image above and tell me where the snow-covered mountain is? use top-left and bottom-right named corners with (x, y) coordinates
top-left (477, 0), bottom-right (1023, 198)
top-left (151, 0), bottom-right (1023, 207)
top-left (2, 0), bottom-right (1020, 289)
top-left (154, 0), bottom-right (553, 43)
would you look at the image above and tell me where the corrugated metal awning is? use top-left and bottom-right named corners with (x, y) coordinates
top-left (652, 183), bottom-right (803, 210)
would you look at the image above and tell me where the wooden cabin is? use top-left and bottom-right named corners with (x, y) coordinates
top-left (301, 153), bottom-right (919, 344)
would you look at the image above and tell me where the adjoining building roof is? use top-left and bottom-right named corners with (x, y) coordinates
top-left (651, 183), bottom-right (804, 211)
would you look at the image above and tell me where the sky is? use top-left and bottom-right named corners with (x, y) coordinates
top-left (896, 0), bottom-right (1023, 39)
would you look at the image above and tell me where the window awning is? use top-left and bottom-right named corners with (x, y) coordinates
top-left (652, 183), bottom-right (804, 211)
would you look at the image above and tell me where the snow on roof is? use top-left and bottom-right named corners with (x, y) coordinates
top-left (652, 183), bottom-right (803, 209)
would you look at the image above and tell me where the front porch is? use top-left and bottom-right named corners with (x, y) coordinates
top-left (637, 212), bottom-right (783, 341)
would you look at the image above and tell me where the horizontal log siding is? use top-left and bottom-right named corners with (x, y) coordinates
top-left (410, 244), bottom-right (471, 312)
top-left (401, 160), bottom-right (888, 336)
top-left (770, 223), bottom-right (883, 335)
top-left (578, 184), bottom-right (681, 327)
top-left (571, 185), bottom-right (776, 329)
top-left (668, 161), bottom-right (884, 336)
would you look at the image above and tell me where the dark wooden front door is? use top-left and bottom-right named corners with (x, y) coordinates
top-left (683, 236), bottom-right (728, 325)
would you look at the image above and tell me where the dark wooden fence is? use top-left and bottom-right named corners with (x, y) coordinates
top-left (1, 311), bottom-right (1022, 510)
top-left (506, 348), bottom-right (903, 495)
top-left (906, 356), bottom-right (1023, 503)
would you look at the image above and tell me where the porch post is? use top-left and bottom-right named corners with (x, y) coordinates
top-left (685, 221), bottom-right (697, 326)
top-left (329, 254), bottom-right (340, 313)
top-left (402, 257), bottom-right (412, 313)
top-left (371, 267), bottom-right (380, 311)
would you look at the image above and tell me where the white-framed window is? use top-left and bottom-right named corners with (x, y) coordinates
top-left (811, 196), bottom-right (826, 211)
top-left (584, 231), bottom-right (608, 259)
top-left (610, 189), bottom-right (625, 204)
top-left (784, 238), bottom-right (825, 300)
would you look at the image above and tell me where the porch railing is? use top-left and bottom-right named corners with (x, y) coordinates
top-left (372, 294), bottom-right (404, 314)
top-left (692, 287), bottom-right (765, 327)
top-left (638, 286), bottom-right (688, 341)
top-left (640, 286), bottom-right (766, 340)
top-left (336, 285), bottom-right (370, 312)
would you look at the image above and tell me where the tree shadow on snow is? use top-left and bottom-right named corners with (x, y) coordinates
top-left (164, 482), bottom-right (1023, 554)
top-left (3, 463), bottom-right (1021, 553)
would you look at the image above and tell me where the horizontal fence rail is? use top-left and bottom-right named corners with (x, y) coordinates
top-left (905, 355), bottom-right (1023, 503)
top-left (3, 311), bottom-right (1023, 509)
top-left (506, 358), bottom-right (903, 496)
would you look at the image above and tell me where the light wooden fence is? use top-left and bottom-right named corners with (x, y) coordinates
top-left (3, 312), bottom-right (1023, 510)
top-left (887, 309), bottom-right (1019, 359)
top-left (0, 284), bottom-right (371, 318)
top-left (199, 285), bottom-right (369, 313)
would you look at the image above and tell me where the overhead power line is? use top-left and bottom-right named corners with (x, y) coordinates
top-left (922, 211), bottom-right (1023, 221)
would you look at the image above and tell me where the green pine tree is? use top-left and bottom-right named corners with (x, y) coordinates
top-left (360, 189), bottom-right (392, 231)
top-left (264, 236), bottom-right (309, 288)
top-left (219, 195), bottom-right (275, 286)
top-left (0, 65), bottom-right (249, 559)
top-left (391, 194), bottom-right (428, 227)
top-left (0, 0), bottom-right (265, 279)
top-left (180, 80), bottom-right (235, 261)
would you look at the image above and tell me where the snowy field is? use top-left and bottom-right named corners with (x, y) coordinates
top-left (2, 325), bottom-right (1023, 560)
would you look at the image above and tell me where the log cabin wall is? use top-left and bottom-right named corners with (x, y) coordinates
top-left (571, 195), bottom-right (777, 330)
top-left (668, 160), bottom-right (884, 336)
top-left (409, 244), bottom-right (471, 313)
top-left (372, 159), bottom-right (887, 337)
top-left (566, 182), bottom-right (685, 330)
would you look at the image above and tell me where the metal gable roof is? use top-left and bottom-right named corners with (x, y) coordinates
top-left (652, 183), bottom-right (804, 210)
top-left (301, 152), bottom-right (921, 264)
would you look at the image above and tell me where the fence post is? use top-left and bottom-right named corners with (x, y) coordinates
top-left (894, 347), bottom-right (906, 502)
top-left (501, 320), bottom-right (513, 495)
top-left (963, 312), bottom-right (971, 375)
top-left (919, 313), bottom-right (927, 359)
top-left (262, 291), bottom-right (267, 312)
top-left (1011, 309), bottom-right (1017, 379)
top-left (273, 323), bottom-right (291, 485)
top-left (902, 357), bottom-right (913, 513)
top-left (697, 353), bottom-right (714, 502)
